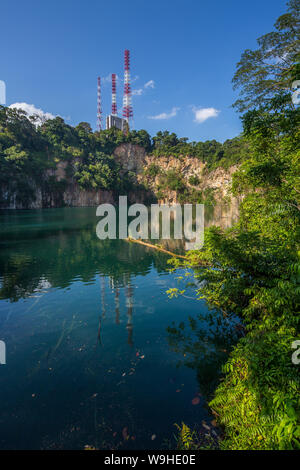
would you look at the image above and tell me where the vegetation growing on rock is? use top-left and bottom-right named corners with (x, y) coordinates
top-left (0, 104), bottom-right (249, 207)
top-left (171, 0), bottom-right (300, 450)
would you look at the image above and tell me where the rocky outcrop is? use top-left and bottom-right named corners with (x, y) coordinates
top-left (114, 143), bottom-right (147, 174)
top-left (62, 184), bottom-right (114, 207)
top-left (0, 182), bottom-right (115, 210)
top-left (45, 160), bottom-right (69, 181)
top-left (0, 143), bottom-right (240, 209)
top-left (144, 154), bottom-right (205, 179)
top-left (199, 165), bottom-right (238, 199)
top-left (0, 181), bottom-right (43, 210)
top-left (140, 153), bottom-right (238, 203)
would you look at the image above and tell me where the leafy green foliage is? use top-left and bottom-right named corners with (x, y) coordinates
top-left (151, 131), bottom-right (249, 171)
top-left (171, 103), bottom-right (300, 447)
top-left (152, 169), bottom-right (209, 204)
top-left (188, 175), bottom-right (200, 186)
top-left (144, 163), bottom-right (161, 177)
top-left (210, 328), bottom-right (300, 450)
top-left (175, 422), bottom-right (195, 449)
top-left (232, 0), bottom-right (300, 112)
top-left (158, 170), bottom-right (186, 192)
top-left (0, 105), bottom-right (249, 208)
top-left (171, 0), bottom-right (300, 450)
top-left (74, 152), bottom-right (118, 190)
top-left (175, 422), bottom-right (218, 450)
top-left (0, 107), bottom-right (154, 205)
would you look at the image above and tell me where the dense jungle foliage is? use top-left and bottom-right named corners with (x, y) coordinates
top-left (170, 0), bottom-right (300, 450)
top-left (0, 113), bottom-right (153, 203)
top-left (0, 0), bottom-right (299, 451)
top-left (0, 103), bottom-right (249, 207)
top-left (151, 132), bottom-right (249, 171)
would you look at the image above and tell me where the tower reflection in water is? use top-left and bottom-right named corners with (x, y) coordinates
top-left (100, 274), bottom-right (135, 347)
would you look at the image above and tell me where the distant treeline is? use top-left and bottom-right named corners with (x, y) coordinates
top-left (0, 105), bottom-right (248, 201)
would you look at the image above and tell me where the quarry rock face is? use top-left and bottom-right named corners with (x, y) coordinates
top-left (200, 165), bottom-right (239, 199)
top-left (0, 181), bottom-right (43, 210)
top-left (145, 155), bottom-right (205, 179)
top-left (0, 143), bottom-right (239, 209)
top-left (141, 153), bottom-right (238, 202)
top-left (0, 183), bottom-right (114, 210)
top-left (62, 185), bottom-right (114, 207)
top-left (45, 160), bottom-right (69, 181)
top-left (113, 143), bottom-right (146, 174)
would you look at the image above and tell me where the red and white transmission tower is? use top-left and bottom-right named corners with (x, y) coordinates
top-left (122, 49), bottom-right (133, 126)
top-left (97, 76), bottom-right (102, 131)
top-left (111, 73), bottom-right (117, 116)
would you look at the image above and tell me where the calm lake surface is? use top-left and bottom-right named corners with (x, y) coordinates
top-left (0, 206), bottom-right (238, 450)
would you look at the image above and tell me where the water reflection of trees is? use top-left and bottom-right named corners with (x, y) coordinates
top-left (0, 203), bottom-right (238, 302)
top-left (0, 216), bottom-right (185, 348)
top-left (166, 310), bottom-right (241, 399)
top-left (0, 229), bottom-right (173, 302)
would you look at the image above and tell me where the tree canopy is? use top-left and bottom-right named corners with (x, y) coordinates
top-left (233, 0), bottom-right (300, 112)
top-left (172, 0), bottom-right (300, 450)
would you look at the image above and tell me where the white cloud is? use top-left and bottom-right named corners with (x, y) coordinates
top-left (9, 102), bottom-right (56, 126)
top-left (0, 80), bottom-right (6, 105)
top-left (102, 73), bottom-right (120, 84)
top-left (192, 107), bottom-right (220, 123)
top-left (103, 74), bottom-right (139, 89)
top-left (148, 107), bottom-right (180, 120)
top-left (102, 74), bottom-right (111, 84)
top-left (132, 79), bottom-right (155, 97)
top-left (132, 88), bottom-right (143, 96)
top-left (144, 80), bottom-right (155, 89)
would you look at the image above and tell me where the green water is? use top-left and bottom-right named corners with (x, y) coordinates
top-left (0, 207), bottom-right (238, 450)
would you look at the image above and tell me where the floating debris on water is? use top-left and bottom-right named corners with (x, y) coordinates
top-left (192, 396), bottom-right (200, 405)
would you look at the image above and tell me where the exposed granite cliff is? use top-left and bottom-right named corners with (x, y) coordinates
top-left (0, 143), bottom-right (239, 210)
top-left (114, 143), bottom-right (147, 175)
top-left (144, 155), bottom-right (237, 199)
top-left (0, 180), bottom-right (115, 210)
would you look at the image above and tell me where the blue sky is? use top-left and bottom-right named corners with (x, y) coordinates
top-left (1, 0), bottom-right (287, 142)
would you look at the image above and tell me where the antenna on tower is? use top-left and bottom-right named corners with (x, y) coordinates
top-left (97, 76), bottom-right (102, 131)
top-left (111, 73), bottom-right (117, 116)
top-left (122, 49), bottom-right (133, 129)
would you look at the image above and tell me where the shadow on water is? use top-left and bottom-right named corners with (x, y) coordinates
top-left (167, 309), bottom-right (241, 400)
top-left (0, 205), bottom-right (239, 449)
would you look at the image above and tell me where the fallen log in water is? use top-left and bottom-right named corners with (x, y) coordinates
top-left (125, 238), bottom-right (188, 260)
top-left (125, 238), bottom-right (212, 267)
